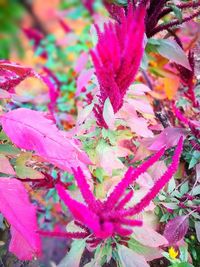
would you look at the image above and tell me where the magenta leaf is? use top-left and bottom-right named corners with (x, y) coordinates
top-left (163, 215), bottom-right (189, 245)
top-left (1, 108), bottom-right (91, 173)
top-left (0, 178), bottom-right (41, 260)
top-left (0, 60), bottom-right (40, 92)
top-left (82, 0), bottom-right (94, 14)
top-left (148, 127), bottom-right (187, 151)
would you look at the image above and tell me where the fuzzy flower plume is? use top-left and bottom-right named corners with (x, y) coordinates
top-left (91, 3), bottom-right (145, 127)
top-left (40, 138), bottom-right (183, 246)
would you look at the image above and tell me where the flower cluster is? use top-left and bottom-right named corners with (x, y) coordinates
top-left (39, 137), bottom-right (184, 247)
top-left (91, 3), bottom-right (145, 127)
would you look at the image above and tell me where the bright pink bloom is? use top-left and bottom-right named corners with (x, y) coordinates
top-left (91, 3), bottom-right (145, 126)
top-left (51, 139), bottom-right (183, 245)
top-left (109, 137), bottom-right (183, 219)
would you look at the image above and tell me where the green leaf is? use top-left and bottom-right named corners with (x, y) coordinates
top-left (94, 168), bottom-right (105, 183)
top-left (189, 151), bottom-right (200, 169)
top-left (15, 152), bottom-right (44, 179)
top-left (0, 214), bottom-right (5, 230)
top-left (169, 5), bottom-right (182, 21)
top-left (191, 184), bottom-right (200, 196)
top-left (0, 144), bottom-right (20, 155)
top-left (141, 52), bottom-right (149, 70)
top-left (168, 177), bottom-right (176, 193)
top-left (102, 128), bottom-right (116, 145)
top-left (179, 246), bottom-right (188, 262)
top-left (0, 131), bottom-right (10, 141)
top-left (160, 213), bottom-right (170, 223)
top-left (180, 182), bottom-right (189, 195)
top-left (171, 263), bottom-right (194, 267)
top-left (58, 239), bottom-right (86, 267)
top-left (149, 39), bottom-right (191, 70)
top-left (128, 237), bottom-right (161, 260)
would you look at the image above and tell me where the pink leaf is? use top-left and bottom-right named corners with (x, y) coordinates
top-left (127, 98), bottom-right (154, 116)
top-left (148, 127), bottom-right (187, 151)
top-left (1, 108), bottom-right (91, 173)
top-left (132, 225), bottom-right (168, 247)
top-left (0, 178), bottom-right (41, 260)
top-left (118, 103), bottom-right (153, 137)
top-left (74, 52), bottom-right (89, 73)
top-left (163, 215), bottom-right (189, 245)
top-left (118, 245), bottom-right (150, 267)
top-left (0, 89), bottom-right (11, 99)
top-left (0, 60), bottom-right (40, 92)
top-left (96, 142), bottom-right (124, 175)
top-left (76, 69), bottom-right (94, 97)
top-left (0, 155), bottom-right (15, 175)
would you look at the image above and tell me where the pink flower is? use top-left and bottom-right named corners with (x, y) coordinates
top-left (91, 3), bottom-right (145, 127)
top-left (40, 138), bottom-right (183, 247)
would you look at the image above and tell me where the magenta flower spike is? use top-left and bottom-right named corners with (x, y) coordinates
top-left (72, 167), bottom-right (102, 212)
top-left (104, 146), bottom-right (166, 211)
top-left (109, 136), bottom-right (183, 219)
top-left (91, 3), bottom-right (145, 126)
top-left (172, 104), bottom-right (200, 139)
top-left (54, 138), bottom-right (183, 244)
